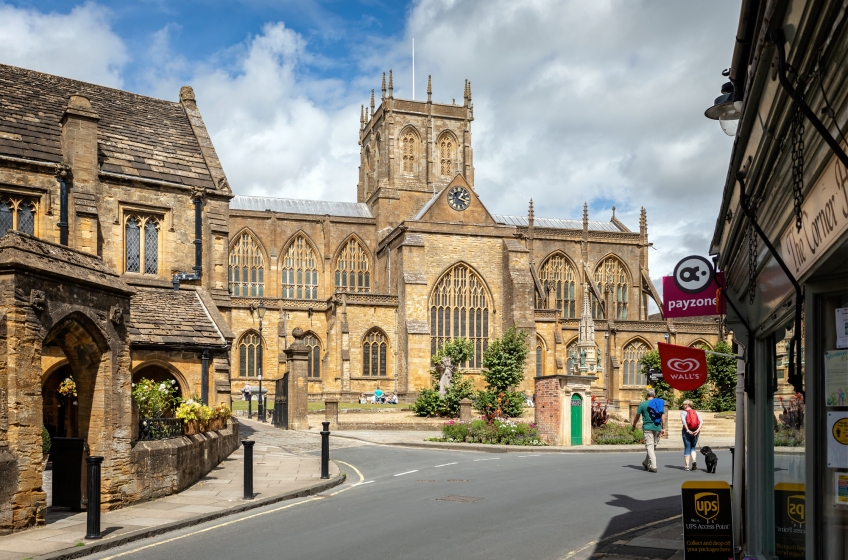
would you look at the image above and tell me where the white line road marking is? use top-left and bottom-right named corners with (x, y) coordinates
top-left (393, 470), bottom-right (419, 477)
top-left (473, 458), bottom-right (500, 461)
top-left (517, 455), bottom-right (542, 457)
top-left (434, 462), bottom-right (457, 468)
top-left (352, 480), bottom-right (375, 486)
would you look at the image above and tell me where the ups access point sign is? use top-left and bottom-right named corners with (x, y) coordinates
top-left (774, 483), bottom-right (805, 559)
top-left (681, 481), bottom-right (733, 559)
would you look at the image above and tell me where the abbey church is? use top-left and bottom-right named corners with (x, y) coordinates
top-left (0, 63), bottom-right (720, 527)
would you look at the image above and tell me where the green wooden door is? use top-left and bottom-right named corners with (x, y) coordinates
top-left (570, 394), bottom-right (583, 445)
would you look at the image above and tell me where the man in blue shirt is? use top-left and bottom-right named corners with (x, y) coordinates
top-left (373, 387), bottom-right (384, 404)
top-left (631, 389), bottom-right (666, 472)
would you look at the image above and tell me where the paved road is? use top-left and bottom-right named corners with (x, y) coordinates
top-left (86, 442), bottom-right (732, 560)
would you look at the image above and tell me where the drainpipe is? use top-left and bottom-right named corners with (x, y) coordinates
top-left (55, 165), bottom-right (72, 246)
top-left (173, 194), bottom-right (203, 291)
top-left (200, 349), bottom-right (210, 404)
top-left (732, 343), bottom-right (746, 556)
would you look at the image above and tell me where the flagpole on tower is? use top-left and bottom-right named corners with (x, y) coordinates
top-left (412, 37), bottom-right (415, 100)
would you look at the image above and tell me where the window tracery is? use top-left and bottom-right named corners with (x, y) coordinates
top-left (335, 238), bottom-right (370, 292)
top-left (238, 331), bottom-right (262, 378)
top-left (125, 213), bottom-right (160, 274)
top-left (592, 257), bottom-right (629, 320)
top-left (538, 253), bottom-right (576, 318)
top-left (306, 333), bottom-right (321, 378)
top-left (362, 329), bottom-right (389, 377)
top-left (429, 263), bottom-right (490, 369)
top-left (402, 130), bottom-right (417, 173)
top-left (622, 339), bottom-right (649, 386)
top-left (439, 134), bottom-right (453, 176)
top-left (229, 232), bottom-right (265, 297)
top-left (0, 195), bottom-right (38, 237)
top-left (281, 235), bottom-right (319, 299)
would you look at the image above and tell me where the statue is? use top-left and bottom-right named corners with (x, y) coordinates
top-left (596, 348), bottom-right (602, 362)
top-left (437, 356), bottom-right (454, 397)
top-left (580, 348), bottom-right (586, 367)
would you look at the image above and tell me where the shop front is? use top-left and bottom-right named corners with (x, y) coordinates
top-left (708, 0), bottom-right (848, 557)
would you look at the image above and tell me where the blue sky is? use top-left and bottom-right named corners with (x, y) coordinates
top-left (0, 0), bottom-right (743, 285)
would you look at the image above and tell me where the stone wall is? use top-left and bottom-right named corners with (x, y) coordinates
top-left (127, 419), bottom-right (239, 503)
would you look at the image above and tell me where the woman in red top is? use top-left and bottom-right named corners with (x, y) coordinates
top-left (680, 400), bottom-right (703, 471)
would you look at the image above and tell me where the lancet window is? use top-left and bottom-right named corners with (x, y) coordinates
top-left (429, 263), bottom-right (490, 369)
top-left (335, 238), bottom-right (370, 292)
top-left (238, 331), bottom-right (262, 378)
top-left (229, 232), bottom-right (265, 297)
top-left (362, 330), bottom-right (389, 377)
top-left (536, 337), bottom-right (545, 377)
top-left (0, 195), bottom-right (38, 237)
top-left (401, 130), bottom-right (417, 173)
top-left (622, 340), bottom-right (649, 386)
top-left (125, 213), bottom-right (161, 275)
top-left (306, 334), bottom-right (321, 379)
top-left (538, 253), bottom-right (577, 318)
top-left (592, 257), bottom-right (629, 320)
top-left (439, 135), bottom-right (453, 176)
top-left (281, 235), bottom-right (319, 299)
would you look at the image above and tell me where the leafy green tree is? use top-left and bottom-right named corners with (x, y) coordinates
top-left (475, 327), bottom-right (529, 419)
top-left (640, 350), bottom-right (674, 403)
top-left (413, 338), bottom-right (475, 417)
top-left (707, 340), bottom-right (737, 411)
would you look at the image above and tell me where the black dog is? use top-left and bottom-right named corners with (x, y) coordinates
top-left (701, 446), bottom-right (718, 473)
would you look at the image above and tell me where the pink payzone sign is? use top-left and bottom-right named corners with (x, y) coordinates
top-left (662, 268), bottom-right (726, 319)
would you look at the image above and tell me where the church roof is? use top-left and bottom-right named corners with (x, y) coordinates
top-left (230, 196), bottom-right (374, 218)
top-left (0, 64), bottom-right (218, 189)
top-left (493, 214), bottom-right (625, 232)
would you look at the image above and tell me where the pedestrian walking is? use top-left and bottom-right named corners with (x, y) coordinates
top-left (680, 400), bottom-right (703, 471)
top-left (631, 389), bottom-right (666, 472)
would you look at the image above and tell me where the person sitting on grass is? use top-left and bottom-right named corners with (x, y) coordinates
top-left (358, 392), bottom-right (367, 405)
top-left (387, 392), bottom-right (399, 404)
top-left (373, 387), bottom-right (384, 404)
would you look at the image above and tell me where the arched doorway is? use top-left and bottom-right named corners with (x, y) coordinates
top-left (42, 362), bottom-right (78, 439)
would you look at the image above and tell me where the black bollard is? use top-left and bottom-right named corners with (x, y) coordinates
top-left (263, 396), bottom-right (268, 422)
top-left (248, 395), bottom-right (252, 419)
top-left (242, 440), bottom-right (254, 499)
top-left (85, 456), bottom-right (104, 540)
top-left (320, 421), bottom-right (330, 479)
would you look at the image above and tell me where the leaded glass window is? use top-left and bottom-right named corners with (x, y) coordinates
top-left (306, 334), bottom-right (321, 378)
top-left (592, 257), bottom-right (629, 320)
top-left (439, 134), bottom-right (453, 176)
top-left (538, 253), bottom-right (576, 318)
top-left (622, 339), bottom-right (649, 386)
top-left (282, 235), bottom-right (319, 299)
top-left (238, 332), bottom-right (261, 377)
top-left (429, 263), bottom-right (490, 369)
top-left (0, 201), bottom-right (12, 236)
top-left (17, 204), bottom-right (34, 235)
top-left (362, 330), bottom-right (388, 377)
top-left (229, 232), bottom-right (265, 297)
top-left (0, 196), bottom-right (39, 238)
top-left (335, 238), bottom-right (370, 293)
top-left (566, 340), bottom-right (577, 373)
top-left (125, 214), bottom-right (160, 275)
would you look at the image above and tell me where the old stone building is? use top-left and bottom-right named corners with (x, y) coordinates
top-left (225, 72), bottom-right (722, 405)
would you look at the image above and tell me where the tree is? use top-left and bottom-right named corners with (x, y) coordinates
top-left (707, 340), bottom-right (737, 411)
top-left (412, 338), bottom-right (475, 417)
top-left (475, 327), bottom-right (529, 419)
top-left (640, 350), bottom-right (674, 403)
top-left (432, 338), bottom-right (474, 395)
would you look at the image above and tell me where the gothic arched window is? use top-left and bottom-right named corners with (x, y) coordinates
top-left (535, 336), bottom-right (545, 377)
top-left (229, 232), bottom-right (265, 297)
top-left (401, 130), bottom-right (417, 173)
top-left (622, 339), bottom-right (649, 386)
top-left (538, 253), bottom-right (577, 318)
top-left (439, 134), bottom-right (453, 176)
top-left (125, 214), bottom-right (161, 275)
top-left (335, 238), bottom-right (370, 293)
top-left (592, 257), bottom-right (629, 320)
top-left (565, 340), bottom-right (577, 373)
top-left (17, 203), bottom-right (35, 235)
top-left (306, 333), bottom-right (321, 378)
top-left (429, 263), bottom-right (490, 369)
top-left (0, 200), bottom-right (11, 235)
top-left (0, 196), bottom-right (38, 238)
top-left (362, 329), bottom-right (389, 377)
top-left (281, 235), bottom-right (319, 299)
top-left (238, 331), bottom-right (262, 378)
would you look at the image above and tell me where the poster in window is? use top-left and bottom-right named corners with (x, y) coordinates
top-left (827, 412), bottom-right (848, 468)
top-left (836, 307), bottom-right (848, 349)
top-left (836, 472), bottom-right (848, 506)
top-left (825, 350), bottom-right (848, 407)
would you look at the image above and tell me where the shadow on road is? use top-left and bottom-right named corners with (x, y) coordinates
top-left (582, 493), bottom-right (680, 559)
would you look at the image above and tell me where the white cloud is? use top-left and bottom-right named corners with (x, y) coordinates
top-left (0, 1), bottom-right (127, 87)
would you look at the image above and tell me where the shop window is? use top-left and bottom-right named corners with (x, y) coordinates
top-left (362, 329), bottom-right (388, 377)
top-left (229, 232), bottom-right (265, 297)
top-left (538, 253), bottom-right (577, 318)
top-left (306, 333), bottom-right (321, 378)
top-left (281, 235), bottom-right (319, 299)
top-left (335, 238), bottom-right (370, 293)
top-left (125, 214), bottom-right (161, 274)
top-left (429, 263), bottom-right (490, 369)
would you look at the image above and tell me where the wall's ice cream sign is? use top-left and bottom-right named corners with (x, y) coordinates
top-left (781, 149), bottom-right (848, 279)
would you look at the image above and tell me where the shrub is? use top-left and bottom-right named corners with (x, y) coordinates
top-left (435, 418), bottom-right (545, 446)
top-left (132, 378), bottom-right (179, 419)
top-left (412, 388), bottom-right (443, 417)
top-left (41, 426), bottom-right (51, 455)
top-left (592, 423), bottom-right (644, 445)
top-left (774, 426), bottom-right (804, 447)
top-left (413, 338), bottom-right (476, 418)
top-left (474, 390), bottom-right (524, 420)
top-left (443, 376), bottom-right (475, 417)
top-left (474, 327), bottom-right (530, 419)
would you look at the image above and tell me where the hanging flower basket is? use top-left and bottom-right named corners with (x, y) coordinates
top-left (58, 377), bottom-right (77, 398)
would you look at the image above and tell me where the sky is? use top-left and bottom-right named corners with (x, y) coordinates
top-left (0, 0), bottom-right (742, 305)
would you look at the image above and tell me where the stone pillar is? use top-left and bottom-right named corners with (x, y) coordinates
top-left (325, 399), bottom-right (339, 431)
top-left (459, 398), bottom-right (472, 422)
top-left (534, 376), bottom-right (563, 445)
top-left (284, 328), bottom-right (310, 430)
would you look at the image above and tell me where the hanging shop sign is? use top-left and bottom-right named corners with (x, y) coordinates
top-left (774, 483), bottom-right (806, 559)
top-left (681, 481), bottom-right (734, 559)
top-left (662, 255), bottom-right (726, 318)
top-left (781, 150), bottom-right (848, 280)
top-left (658, 342), bottom-right (708, 391)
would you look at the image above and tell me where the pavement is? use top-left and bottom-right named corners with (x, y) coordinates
top-left (0, 421), bottom-right (342, 560)
top-left (79, 444), bottom-right (732, 560)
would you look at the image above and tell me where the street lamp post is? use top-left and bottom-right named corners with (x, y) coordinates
top-left (256, 300), bottom-right (267, 422)
top-left (604, 330), bottom-right (610, 402)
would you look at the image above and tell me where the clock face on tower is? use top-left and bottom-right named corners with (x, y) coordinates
top-left (447, 185), bottom-right (471, 211)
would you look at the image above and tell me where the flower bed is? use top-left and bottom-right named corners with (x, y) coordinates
top-left (428, 418), bottom-right (546, 446)
top-left (592, 423), bottom-right (644, 445)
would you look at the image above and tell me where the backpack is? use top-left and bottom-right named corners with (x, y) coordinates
top-left (686, 409), bottom-right (701, 431)
top-left (647, 398), bottom-right (665, 426)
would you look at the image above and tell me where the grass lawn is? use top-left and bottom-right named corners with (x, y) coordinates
top-left (231, 400), bottom-right (409, 412)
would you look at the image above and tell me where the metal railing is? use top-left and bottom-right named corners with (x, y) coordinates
top-left (138, 418), bottom-right (184, 441)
